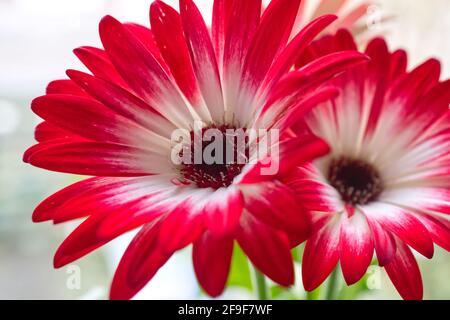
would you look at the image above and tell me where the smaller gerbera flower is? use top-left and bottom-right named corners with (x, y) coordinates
top-left (24, 0), bottom-right (368, 299)
top-left (287, 29), bottom-right (450, 300)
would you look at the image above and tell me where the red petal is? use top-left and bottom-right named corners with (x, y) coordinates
top-left (110, 221), bottom-right (172, 300)
top-left (67, 70), bottom-right (176, 139)
top-left (302, 215), bottom-right (340, 291)
top-left (203, 187), bottom-right (244, 237)
top-left (241, 0), bottom-right (301, 90)
top-left (414, 213), bottom-right (450, 252)
top-left (32, 94), bottom-right (159, 148)
top-left (223, 0), bottom-right (261, 68)
top-left (123, 22), bottom-right (168, 72)
top-left (275, 86), bottom-right (339, 130)
top-left (24, 139), bottom-right (65, 163)
top-left (99, 15), bottom-right (192, 128)
top-left (193, 232), bottom-right (233, 297)
top-left (46, 79), bottom-right (88, 96)
top-left (34, 121), bottom-right (78, 142)
top-left (387, 58), bottom-right (441, 113)
top-left (158, 203), bottom-right (205, 253)
top-left (211, 0), bottom-right (233, 65)
top-left (286, 165), bottom-right (344, 213)
top-left (363, 37), bottom-right (391, 135)
top-left (237, 213), bottom-right (294, 287)
top-left (264, 14), bottom-right (337, 89)
top-left (53, 214), bottom-right (110, 268)
top-left (385, 239), bottom-right (423, 300)
top-left (27, 141), bottom-right (169, 177)
top-left (243, 181), bottom-right (311, 238)
top-left (339, 212), bottom-right (374, 285)
top-left (280, 51), bottom-right (369, 97)
top-left (362, 203), bottom-right (434, 259)
top-left (54, 212), bottom-right (160, 269)
top-left (179, 0), bottom-right (224, 122)
top-left (73, 46), bottom-right (127, 87)
top-left (366, 217), bottom-right (397, 266)
top-left (32, 177), bottom-right (104, 223)
top-left (150, 1), bottom-right (201, 107)
top-left (277, 135), bottom-right (330, 177)
top-left (221, 0), bottom-right (262, 121)
top-left (389, 49), bottom-right (407, 80)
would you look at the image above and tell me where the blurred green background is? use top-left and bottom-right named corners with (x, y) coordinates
top-left (0, 0), bottom-right (449, 299)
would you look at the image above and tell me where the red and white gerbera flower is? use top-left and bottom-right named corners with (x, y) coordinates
top-left (24, 0), bottom-right (367, 299)
top-left (288, 30), bottom-right (450, 300)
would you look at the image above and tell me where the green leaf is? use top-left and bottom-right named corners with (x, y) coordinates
top-left (337, 260), bottom-right (379, 300)
top-left (270, 285), bottom-right (298, 300)
top-left (338, 274), bottom-right (370, 300)
top-left (227, 243), bottom-right (253, 291)
top-left (305, 287), bottom-right (321, 300)
top-left (291, 244), bottom-right (305, 263)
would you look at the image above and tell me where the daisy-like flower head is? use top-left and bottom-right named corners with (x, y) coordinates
top-left (288, 29), bottom-right (450, 300)
top-left (24, 0), bottom-right (367, 299)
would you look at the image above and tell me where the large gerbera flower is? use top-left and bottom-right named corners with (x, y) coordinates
top-left (23, 0), bottom-right (367, 299)
top-left (288, 30), bottom-right (450, 300)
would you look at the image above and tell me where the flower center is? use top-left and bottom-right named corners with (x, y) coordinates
top-left (327, 157), bottom-right (383, 206)
top-left (180, 125), bottom-right (248, 189)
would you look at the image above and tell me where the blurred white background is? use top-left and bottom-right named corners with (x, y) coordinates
top-left (0, 0), bottom-right (449, 299)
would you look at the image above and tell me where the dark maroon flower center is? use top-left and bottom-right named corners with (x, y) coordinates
top-left (327, 157), bottom-right (383, 206)
top-left (180, 125), bottom-right (249, 189)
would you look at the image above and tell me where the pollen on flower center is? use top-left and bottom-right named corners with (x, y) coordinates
top-left (327, 157), bottom-right (383, 206)
top-left (179, 125), bottom-right (249, 189)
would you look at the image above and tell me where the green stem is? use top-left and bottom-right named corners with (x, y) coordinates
top-left (325, 267), bottom-right (339, 300)
top-left (254, 269), bottom-right (268, 300)
top-left (306, 287), bottom-right (321, 300)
